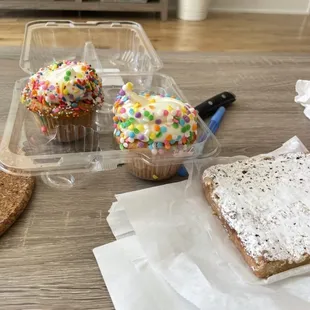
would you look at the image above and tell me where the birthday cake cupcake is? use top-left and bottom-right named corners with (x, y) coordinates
top-left (21, 60), bottom-right (104, 142)
top-left (113, 82), bottom-right (198, 181)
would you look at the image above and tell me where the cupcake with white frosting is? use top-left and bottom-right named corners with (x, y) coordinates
top-left (21, 60), bottom-right (104, 142)
top-left (113, 82), bottom-right (198, 180)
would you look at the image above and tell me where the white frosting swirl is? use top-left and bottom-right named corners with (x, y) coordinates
top-left (113, 83), bottom-right (198, 151)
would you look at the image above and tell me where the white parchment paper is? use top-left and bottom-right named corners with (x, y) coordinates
top-left (93, 236), bottom-right (197, 310)
top-left (96, 136), bottom-right (310, 310)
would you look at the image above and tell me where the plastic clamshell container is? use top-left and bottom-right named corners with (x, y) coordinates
top-left (20, 20), bottom-right (163, 75)
top-left (0, 72), bottom-right (220, 176)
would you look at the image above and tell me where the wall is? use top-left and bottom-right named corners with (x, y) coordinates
top-left (170, 0), bottom-right (310, 14)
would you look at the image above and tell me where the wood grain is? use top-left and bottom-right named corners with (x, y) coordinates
top-left (0, 47), bottom-right (310, 309)
top-left (0, 13), bottom-right (310, 52)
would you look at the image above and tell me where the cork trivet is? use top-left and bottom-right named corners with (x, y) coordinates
top-left (0, 171), bottom-right (35, 236)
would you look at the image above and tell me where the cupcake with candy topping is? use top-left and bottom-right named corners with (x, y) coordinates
top-left (113, 82), bottom-right (198, 180)
top-left (21, 60), bottom-right (104, 142)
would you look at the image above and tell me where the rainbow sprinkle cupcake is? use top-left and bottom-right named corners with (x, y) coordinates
top-left (113, 82), bottom-right (198, 180)
top-left (21, 60), bottom-right (104, 142)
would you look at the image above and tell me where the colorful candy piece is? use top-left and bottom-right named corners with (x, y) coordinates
top-left (160, 126), bottom-right (167, 133)
top-left (137, 124), bottom-right (144, 132)
top-left (154, 124), bottom-right (160, 131)
top-left (41, 126), bottom-right (47, 133)
top-left (135, 112), bottom-right (142, 118)
top-left (166, 134), bottom-right (172, 141)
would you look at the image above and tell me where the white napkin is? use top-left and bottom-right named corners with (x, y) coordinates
top-left (295, 80), bottom-right (310, 119)
top-left (93, 236), bottom-right (196, 310)
top-left (95, 136), bottom-right (310, 310)
top-left (107, 202), bottom-right (134, 239)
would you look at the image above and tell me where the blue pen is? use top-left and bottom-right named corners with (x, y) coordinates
top-left (177, 107), bottom-right (226, 177)
top-left (208, 106), bottom-right (226, 134)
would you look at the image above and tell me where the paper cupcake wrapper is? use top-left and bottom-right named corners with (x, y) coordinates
top-left (33, 111), bottom-right (95, 143)
top-left (126, 151), bottom-right (181, 181)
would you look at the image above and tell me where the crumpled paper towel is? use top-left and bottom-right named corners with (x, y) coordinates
top-left (295, 80), bottom-right (310, 119)
top-left (94, 136), bottom-right (310, 310)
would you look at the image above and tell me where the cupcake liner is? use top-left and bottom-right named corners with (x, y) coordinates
top-left (23, 126), bottom-right (100, 156)
top-left (126, 148), bottom-right (181, 181)
top-left (33, 110), bottom-right (95, 143)
top-left (127, 160), bottom-right (181, 181)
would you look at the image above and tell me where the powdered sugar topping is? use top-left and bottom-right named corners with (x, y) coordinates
top-left (203, 153), bottom-right (310, 264)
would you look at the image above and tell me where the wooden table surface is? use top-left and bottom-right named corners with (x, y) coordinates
top-left (1, 12), bottom-right (310, 53)
top-left (1, 48), bottom-right (310, 309)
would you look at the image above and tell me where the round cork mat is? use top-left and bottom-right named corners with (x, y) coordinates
top-left (0, 171), bottom-right (35, 236)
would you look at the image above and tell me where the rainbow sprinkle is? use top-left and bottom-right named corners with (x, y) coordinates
top-left (113, 83), bottom-right (198, 154)
top-left (20, 60), bottom-right (104, 118)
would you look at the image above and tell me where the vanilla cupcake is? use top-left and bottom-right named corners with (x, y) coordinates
top-left (21, 60), bottom-right (104, 142)
top-left (113, 82), bottom-right (198, 180)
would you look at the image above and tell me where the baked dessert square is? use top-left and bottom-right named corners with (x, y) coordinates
top-left (202, 153), bottom-right (310, 279)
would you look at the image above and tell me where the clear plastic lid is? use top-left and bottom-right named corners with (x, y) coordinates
top-left (0, 72), bottom-right (220, 176)
top-left (20, 20), bottom-right (163, 75)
